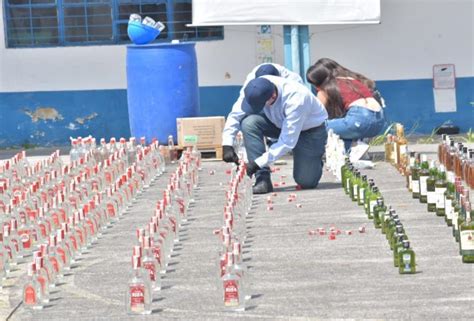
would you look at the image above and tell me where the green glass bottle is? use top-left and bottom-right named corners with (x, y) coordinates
top-left (350, 171), bottom-right (361, 202)
top-left (358, 175), bottom-right (368, 207)
top-left (381, 206), bottom-right (394, 235)
top-left (367, 187), bottom-right (380, 220)
top-left (435, 165), bottom-right (447, 217)
top-left (459, 204), bottom-right (474, 263)
top-left (340, 157), bottom-right (350, 189)
top-left (393, 234), bottom-right (408, 267)
top-left (385, 210), bottom-right (398, 240)
top-left (452, 200), bottom-right (461, 241)
top-left (444, 171), bottom-right (456, 226)
top-left (373, 197), bottom-right (386, 229)
top-left (411, 153), bottom-right (421, 199)
top-left (406, 152), bottom-right (416, 192)
top-left (344, 165), bottom-right (354, 195)
top-left (398, 240), bottom-right (416, 274)
top-left (426, 161), bottom-right (438, 212)
top-left (419, 154), bottom-right (429, 204)
top-left (387, 217), bottom-right (401, 244)
top-left (364, 180), bottom-right (375, 215)
top-left (390, 224), bottom-right (405, 250)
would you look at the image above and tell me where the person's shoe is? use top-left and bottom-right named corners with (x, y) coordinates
top-left (252, 179), bottom-right (274, 194)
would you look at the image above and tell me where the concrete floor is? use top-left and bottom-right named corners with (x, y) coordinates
top-left (0, 144), bottom-right (473, 320)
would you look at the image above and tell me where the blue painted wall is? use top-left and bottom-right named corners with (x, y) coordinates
top-left (0, 77), bottom-right (472, 147)
top-left (0, 90), bottom-right (130, 147)
top-left (378, 77), bottom-right (474, 134)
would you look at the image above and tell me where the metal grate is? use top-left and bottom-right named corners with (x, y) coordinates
top-left (4, 0), bottom-right (224, 48)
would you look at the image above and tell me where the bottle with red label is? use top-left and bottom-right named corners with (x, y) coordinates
top-left (126, 256), bottom-right (152, 315)
top-left (36, 247), bottom-right (57, 287)
top-left (2, 224), bottom-right (19, 265)
top-left (23, 262), bottom-right (44, 309)
top-left (34, 257), bottom-right (50, 302)
top-left (142, 238), bottom-right (161, 291)
top-left (222, 252), bottom-right (245, 311)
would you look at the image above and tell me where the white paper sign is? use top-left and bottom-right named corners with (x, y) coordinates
top-left (433, 64), bottom-right (456, 89)
top-left (433, 88), bottom-right (457, 113)
top-left (191, 0), bottom-right (381, 26)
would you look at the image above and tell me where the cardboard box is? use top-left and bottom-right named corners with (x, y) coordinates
top-left (176, 116), bottom-right (225, 148)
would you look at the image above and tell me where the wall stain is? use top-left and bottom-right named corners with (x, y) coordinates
top-left (75, 112), bottom-right (98, 125)
top-left (23, 107), bottom-right (64, 122)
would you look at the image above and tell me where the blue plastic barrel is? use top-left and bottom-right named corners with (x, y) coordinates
top-left (126, 43), bottom-right (200, 144)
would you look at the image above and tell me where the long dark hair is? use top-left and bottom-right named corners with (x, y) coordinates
top-left (315, 58), bottom-right (375, 90)
top-left (306, 64), bottom-right (345, 119)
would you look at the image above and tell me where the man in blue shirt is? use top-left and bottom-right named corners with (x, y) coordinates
top-left (222, 75), bottom-right (328, 194)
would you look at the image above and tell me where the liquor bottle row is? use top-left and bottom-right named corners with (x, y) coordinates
top-left (341, 159), bottom-right (416, 274)
top-left (216, 161), bottom-right (253, 312)
top-left (125, 147), bottom-right (201, 315)
top-left (438, 134), bottom-right (474, 189)
top-left (404, 151), bottom-right (474, 263)
top-left (0, 137), bottom-right (166, 308)
top-left (326, 130), bottom-right (416, 273)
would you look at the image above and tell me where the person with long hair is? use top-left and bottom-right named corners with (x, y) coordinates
top-left (306, 58), bottom-right (386, 151)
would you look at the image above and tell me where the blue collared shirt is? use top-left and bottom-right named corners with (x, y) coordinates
top-left (222, 63), bottom-right (303, 147)
top-left (253, 75), bottom-right (328, 167)
top-left (223, 74), bottom-right (328, 168)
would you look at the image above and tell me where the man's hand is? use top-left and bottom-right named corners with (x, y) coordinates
top-left (222, 145), bottom-right (239, 165)
top-left (246, 160), bottom-right (260, 177)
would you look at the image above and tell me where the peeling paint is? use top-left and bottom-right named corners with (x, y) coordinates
top-left (75, 112), bottom-right (98, 125)
top-left (23, 107), bottom-right (64, 122)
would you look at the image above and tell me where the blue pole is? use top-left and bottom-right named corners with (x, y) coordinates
top-left (283, 25), bottom-right (311, 88)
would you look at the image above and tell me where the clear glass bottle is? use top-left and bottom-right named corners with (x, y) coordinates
top-left (23, 262), bottom-right (43, 309)
top-left (126, 256), bottom-right (152, 315)
top-left (459, 204), bottom-right (474, 263)
top-left (426, 161), bottom-right (438, 212)
top-left (222, 252), bottom-right (245, 311)
top-left (418, 154), bottom-right (429, 203)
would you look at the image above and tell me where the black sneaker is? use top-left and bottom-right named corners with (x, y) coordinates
top-left (252, 179), bottom-right (274, 194)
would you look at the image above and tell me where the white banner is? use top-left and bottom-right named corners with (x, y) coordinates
top-left (191, 0), bottom-right (381, 26)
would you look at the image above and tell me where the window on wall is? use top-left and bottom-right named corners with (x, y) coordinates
top-left (4, 0), bottom-right (223, 48)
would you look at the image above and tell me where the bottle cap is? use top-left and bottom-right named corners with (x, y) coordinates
top-left (402, 240), bottom-right (410, 248)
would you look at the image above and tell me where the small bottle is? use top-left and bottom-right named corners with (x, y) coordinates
top-left (411, 153), bottom-right (421, 199)
top-left (419, 154), bottom-right (430, 203)
top-left (367, 186), bottom-right (381, 220)
top-left (357, 175), bottom-right (368, 207)
top-left (459, 204), bottom-right (474, 263)
top-left (126, 256), bottom-right (152, 315)
top-left (23, 263), bottom-right (43, 309)
top-left (398, 240), bottom-right (416, 274)
top-left (406, 152), bottom-right (416, 191)
top-left (167, 135), bottom-right (177, 164)
top-left (393, 234), bottom-right (406, 267)
top-left (373, 197), bottom-right (386, 229)
top-left (222, 253), bottom-right (245, 311)
top-left (396, 124), bottom-right (408, 173)
top-left (426, 161), bottom-right (438, 212)
top-left (434, 165), bottom-right (447, 217)
top-left (384, 134), bottom-right (393, 163)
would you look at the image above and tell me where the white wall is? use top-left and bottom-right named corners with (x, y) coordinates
top-left (309, 0), bottom-right (474, 80)
top-left (0, 0), bottom-right (473, 93)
